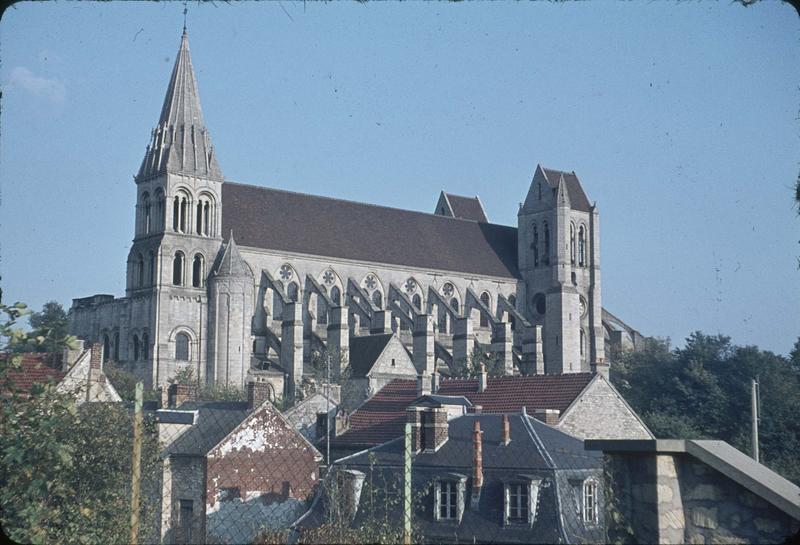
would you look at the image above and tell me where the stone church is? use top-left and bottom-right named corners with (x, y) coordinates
top-left (69, 31), bottom-right (636, 399)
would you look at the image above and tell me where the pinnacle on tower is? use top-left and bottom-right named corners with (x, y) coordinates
top-left (137, 31), bottom-right (223, 180)
top-left (215, 233), bottom-right (250, 277)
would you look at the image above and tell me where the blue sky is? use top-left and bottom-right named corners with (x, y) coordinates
top-left (1, 1), bottom-right (798, 355)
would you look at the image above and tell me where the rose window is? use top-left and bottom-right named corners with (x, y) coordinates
top-left (404, 279), bottom-right (416, 293)
top-left (323, 270), bottom-right (335, 286)
top-left (364, 275), bottom-right (377, 291)
top-left (442, 282), bottom-right (454, 297)
top-left (279, 264), bottom-right (293, 281)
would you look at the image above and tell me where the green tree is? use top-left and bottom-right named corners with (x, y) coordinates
top-left (1, 296), bottom-right (161, 544)
top-left (612, 332), bottom-right (800, 484)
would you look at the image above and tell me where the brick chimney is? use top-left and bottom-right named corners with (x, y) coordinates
top-left (477, 363), bottom-right (487, 393)
top-left (167, 383), bottom-right (197, 408)
top-left (90, 342), bottom-right (103, 370)
top-left (533, 408), bottom-right (560, 425)
top-left (471, 419), bottom-right (483, 509)
top-left (502, 414), bottom-right (511, 446)
top-left (247, 379), bottom-right (271, 410)
top-left (422, 407), bottom-right (448, 451)
top-left (407, 407), bottom-right (423, 452)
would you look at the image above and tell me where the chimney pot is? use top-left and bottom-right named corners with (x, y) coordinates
top-left (168, 383), bottom-right (197, 409)
top-left (247, 379), bottom-right (271, 410)
top-left (471, 419), bottom-right (483, 508)
top-left (502, 414), bottom-right (510, 446)
top-left (478, 363), bottom-right (487, 393)
top-left (533, 408), bottom-right (561, 425)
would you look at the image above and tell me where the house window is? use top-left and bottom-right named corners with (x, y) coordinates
top-left (178, 499), bottom-right (193, 543)
top-left (175, 332), bottom-right (190, 361)
top-left (583, 478), bottom-right (598, 524)
top-left (504, 478), bottom-right (541, 526)
top-left (439, 480), bottom-right (457, 520)
top-left (508, 483), bottom-right (528, 522)
top-left (434, 476), bottom-right (466, 522)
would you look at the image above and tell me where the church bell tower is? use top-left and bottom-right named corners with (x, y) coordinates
top-left (517, 165), bottom-right (604, 374)
top-left (127, 29), bottom-right (231, 389)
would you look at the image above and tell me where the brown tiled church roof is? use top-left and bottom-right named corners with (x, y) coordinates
top-left (222, 182), bottom-right (520, 279)
top-left (443, 193), bottom-right (488, 222)
top-left (330, 373), bottom-right (595, 448)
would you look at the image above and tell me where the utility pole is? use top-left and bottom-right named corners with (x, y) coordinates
top-left (403, 422), bottom-right (412, 545)
top-left (751, 378), bottom-right (760, 463)
top-left (130, 381), bottom-right (143, 544)
top-left (326, 352), bottom-right (331, 470)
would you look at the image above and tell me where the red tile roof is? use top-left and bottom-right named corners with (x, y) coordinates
top-left (331, 373), bottom-right (595, 448)
top-left (1, 353), bottom-right (65, 395)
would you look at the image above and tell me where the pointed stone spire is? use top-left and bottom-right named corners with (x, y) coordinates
top-left (215, 233), bottom-right (251, 277)
top-left (555, 173), bottom-right (571, 208)
top-left (137, 30), bottom-right (223, 180)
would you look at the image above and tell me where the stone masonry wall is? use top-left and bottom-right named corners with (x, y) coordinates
top-left (556, 377), bottom-right (652, 440)
top-left (677, 456), bottom-right (799, 545)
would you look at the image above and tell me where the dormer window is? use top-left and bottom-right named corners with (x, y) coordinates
top-left (583, 478), bottom-right (598, 524)
top-left (433, 474), bottom-right (466, 523)
top-left (503, 476), bottom-right (542, 526)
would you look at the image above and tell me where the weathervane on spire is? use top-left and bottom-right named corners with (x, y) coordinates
top-left (182, 1), bottom-right (188, 34)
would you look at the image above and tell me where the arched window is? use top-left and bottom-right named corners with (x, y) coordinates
top-left (450, 298), bottom-right (459, 314)
top-left (173, 192), bottom-right (190, 233)
top-left (372, 290), bottom-right (383, 309)
top-left (317, 286), bottom-right (328, 325)
top-left (154, 188), bottom-right (165, 231)
top-left (480, 292), bottom-right (491, 327)
top-left (136, 254), bottom-right (145, 288)
top-left (195, 194), bottom-right (214, 236)
top-left (570, 223), bottom-right (576, 266)
top-left (173, 252), bottom-right (184, 286)
top-left (192, 254), bottom-right (204, 288)
top-left (175, 332), bottom-right (190, 361)
top-left (142, 332), bottom-right (149, 360)
top-left (532, 224), bottom-right (539, 267)
top-left (103, 334), bottom-right (110, 363)
top-left (580, 329), bottom-right (586, 357)
top-left (141, 192), bottom-right (151, 235)
top-left (412, 294), bottom-right (422, 311)
top-left (287, 282), bottom-right (299, 303)
top-left (331, 286), bottom-right (341, 305)
top-left (543, 222), bottom-right (550, 265)
top-left (578, 225), bottom-right (586, 267)
top-left (583, 479), bottom-right (598, 523)
top-left (172, 196), bottom-right (180, 231)
top-left (147, 251), bottom-right (155, 285)
top-left (133, 334), bottom-right (140, 361)
top-left (113, 332), bottom-right (120, 362)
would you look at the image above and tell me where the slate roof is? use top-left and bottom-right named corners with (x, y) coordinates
top-left (161, 401), bottom-right (250, 457)
top-left (540, 167), bottom-right (592, 213)
top-left (348, 333), bottom-right (404, 378)
top-left (304, 414), bottom-right (603, 544)
top-left (137, 31), bottom-right (222, 180)
top-left (330, 373), bottom-right (595, 449)
top-left (444, 193), bottom-right (488, 223)
top-left (221, 182), bottom-right (519, 279)
top-left (1, 353), bottom-right (65, 395)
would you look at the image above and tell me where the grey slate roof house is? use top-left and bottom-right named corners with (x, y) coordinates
top-left (296, 408), bottom-right (606, 544)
